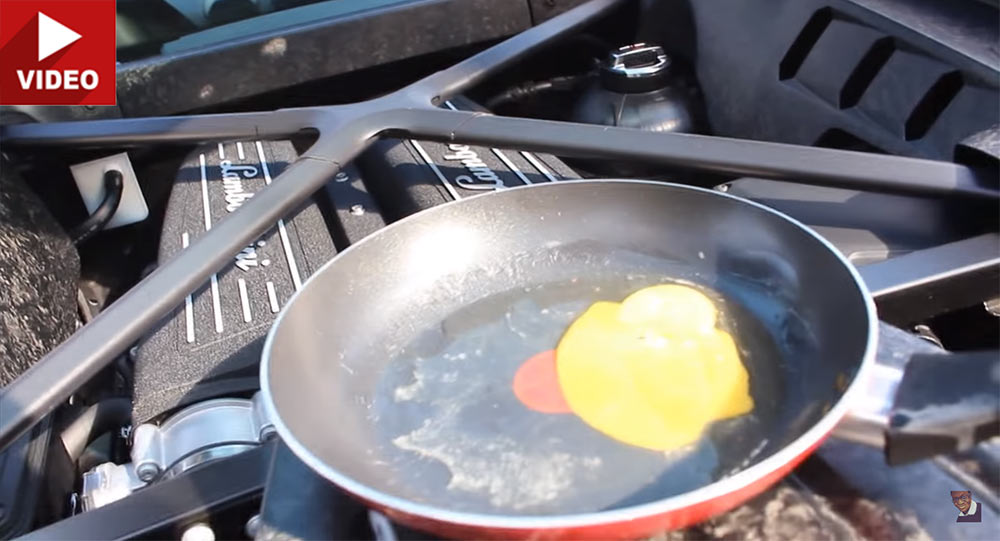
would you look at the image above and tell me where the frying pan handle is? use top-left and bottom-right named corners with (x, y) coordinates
top-left (832, 238), bottom-right (1000, 464)
top-left (834, 324), bottom-right (999, 464)
top-left (884, 350), bottom-right (999, 465)
top-left (833, 323), bottom-right (918, 450)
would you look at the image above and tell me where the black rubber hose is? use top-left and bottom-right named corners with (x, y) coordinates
top-left (59, 397), bottom-right (131, 463)
top-left (484, 73), bottom-right (591, 110)
top-left (71, 169), bottom-right (124, 245)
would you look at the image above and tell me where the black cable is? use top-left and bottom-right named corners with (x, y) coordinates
top-left (71, 169), bottom-right (124, 245)
top-left (484, 73), bottom-right (592, 110)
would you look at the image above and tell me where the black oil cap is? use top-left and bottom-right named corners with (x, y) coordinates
top-left (600, 43), bottom-right (672, 93)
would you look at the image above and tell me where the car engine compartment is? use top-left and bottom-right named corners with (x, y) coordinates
top-left (1, 0), bottom-right (998, 538)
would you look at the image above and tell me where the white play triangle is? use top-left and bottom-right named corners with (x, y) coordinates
top-left (37, 11), bottom-right (81, 62)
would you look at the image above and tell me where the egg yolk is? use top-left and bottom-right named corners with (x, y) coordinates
top-left (555, 284), bottom-right (754, 451)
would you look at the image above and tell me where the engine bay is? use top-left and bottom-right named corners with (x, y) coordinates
top-left (1, 0), bottom-right (998, 538)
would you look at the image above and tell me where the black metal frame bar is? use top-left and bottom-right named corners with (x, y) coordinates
top-left (859, 234), bottom-right (1000, 325)
top-left (0, 0), bottom-right (997, 451)
top-left (113, 0), bottom-right (535, 117)
top-left (20, 443), bottom-right (274, 540)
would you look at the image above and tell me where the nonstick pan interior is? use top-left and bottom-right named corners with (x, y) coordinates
top-left (262, 180), bottom-right (873, 518)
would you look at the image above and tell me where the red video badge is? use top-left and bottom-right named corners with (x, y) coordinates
top-left (0, 0), bottom-right (116, 105)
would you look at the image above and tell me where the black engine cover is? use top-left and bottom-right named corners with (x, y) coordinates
top-left (131, 140), bottom-right (381, 422)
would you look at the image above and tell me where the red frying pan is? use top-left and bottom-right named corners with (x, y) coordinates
top-left (261, 180), bottom-right (997, 539)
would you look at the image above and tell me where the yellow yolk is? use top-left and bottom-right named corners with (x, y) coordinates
top-left (555, 284), bottom-right (754, 451)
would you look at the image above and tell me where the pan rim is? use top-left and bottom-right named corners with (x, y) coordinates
top-left (260, 178), bottom-right (879, 530)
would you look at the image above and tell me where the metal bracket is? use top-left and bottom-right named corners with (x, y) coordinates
top-left (131, 394), bottom-right (274, 482)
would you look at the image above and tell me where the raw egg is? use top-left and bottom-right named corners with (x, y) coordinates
top-left (512, 284), bottom-right (754, 451)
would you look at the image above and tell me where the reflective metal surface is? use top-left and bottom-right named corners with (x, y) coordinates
top-left (80, 462), bottom-right (144, 511)
top-left (606, 43), bottom-right (670, 78)
top-left (131, 393), bottom-right (274, 482)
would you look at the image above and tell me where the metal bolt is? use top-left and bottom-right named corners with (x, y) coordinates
top-left (350, 204), bottom-right (365, 216)
top-left (136, 462), bottom-right (160, 482)
top-left (985, 298), bottom-right (1000, 317)
top-left (259, 424), bottom-right (277, 441)
top-left (181, 523), bottom-right (215, 541)
top-left (245, 514), bottom-right (262, 538)
top-left (913, 324), bottom-right (943, 348)
top-left (714, 183), bottom-right (730, 192)
top-left (334, 172), bottom-right (350, 183)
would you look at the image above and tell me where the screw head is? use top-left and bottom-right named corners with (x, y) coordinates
top-left (181, 523), bottom-right (215, 541)
top-left (245, 514), bottom-right (262, 538)
top-left (136, 462), bottom-right (160, 482)
top-left (259, 424), bottom-right (277, 441)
